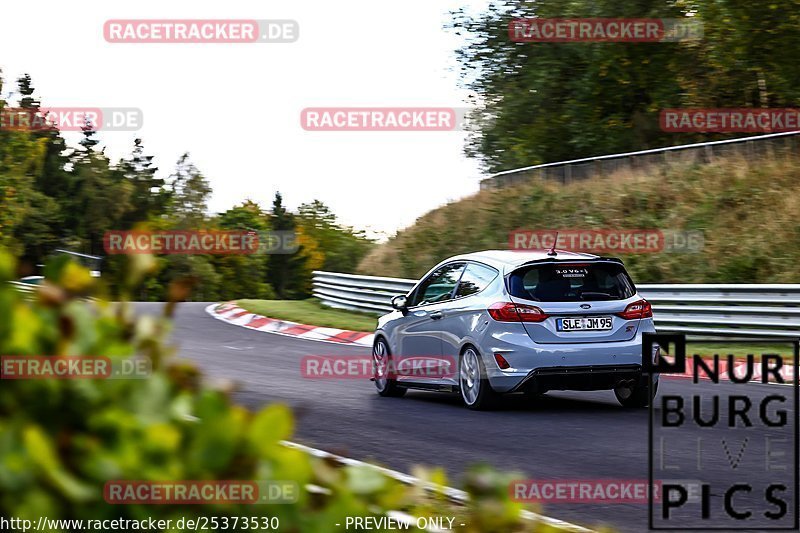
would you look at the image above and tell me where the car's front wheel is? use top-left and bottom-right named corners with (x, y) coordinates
top-left (614, 379), bottom-right (658, 408)
top-left (459, 346), bottom-right (497, 410)
top-left (373, 338), bottom-right (406, 397)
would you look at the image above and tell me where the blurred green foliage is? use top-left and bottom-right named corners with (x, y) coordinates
top-left (0, 251), bottom-right (571, 532)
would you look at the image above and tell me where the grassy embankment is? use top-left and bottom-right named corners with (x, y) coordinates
top-left (357, 155), bottom-right (800, 283)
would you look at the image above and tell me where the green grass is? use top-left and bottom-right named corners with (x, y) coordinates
top-left (686, 342), bottom-right (796, 360)
top-left (236, 298), bottom-right (378, 332)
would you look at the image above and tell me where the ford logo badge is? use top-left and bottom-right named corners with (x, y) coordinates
top-left (580, 304), bottom-right (591, 309)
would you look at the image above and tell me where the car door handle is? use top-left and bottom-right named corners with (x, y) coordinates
top-left (430, 311), bottom-right (443, 320)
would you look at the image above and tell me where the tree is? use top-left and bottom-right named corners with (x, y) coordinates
top-left (118, 138), bottom-right (168, 227)
top-left (77, 115), bottom-right (100, 153)
top-left (66, 123), bottom-right (132, 256)
top-left (214, 201), bottom-right (274, 300)
top-left (451, 0), bottom-right (800, 172)
top-left (217, 199), bottom-right (268, 232)
top-left (0, 65), bottom-right (369, 300)
top-left (265, 192), bottom-right (295, 298)
top-left (297, 200), bottom-right (373, 273)
top-left (16, 74), bottom-right (40, 110)
top-left (15, 73), bottom-right (71, 222)
top-left (1, 73), bottom-right (62, 264)
top-left (167, 153), bottom-right (211, 226)
top-left (285, 226), bottom-right (324, 297)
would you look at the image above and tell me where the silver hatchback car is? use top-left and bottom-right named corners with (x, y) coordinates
top-left (372, 250), bottom-right (659, 409)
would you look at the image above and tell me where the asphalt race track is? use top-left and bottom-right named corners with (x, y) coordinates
top-left (137, 302), bottom-right (798, 533)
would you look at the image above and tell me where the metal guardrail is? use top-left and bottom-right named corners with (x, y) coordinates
top-left (313, 271), bottom-right (800, 339)
top-left (9, 281), bottom-right (38, 291)
top-left (312, 271), bottom-right (418, 314)
top-left (480, 130), bottom-right (800, 190)
top-left (9, 281), bottom-right (39, 300)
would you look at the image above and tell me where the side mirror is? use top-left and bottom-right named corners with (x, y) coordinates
top-left (391, 294), bottom-right (409, 315)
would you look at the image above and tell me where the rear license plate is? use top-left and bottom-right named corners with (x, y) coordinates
top-left (556, 316), bottom-right (613, 332)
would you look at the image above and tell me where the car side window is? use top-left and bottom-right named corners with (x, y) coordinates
top-left (455, 263), bottom-right (498, 298)
top-left (408, 263), bottom-right (465, 307)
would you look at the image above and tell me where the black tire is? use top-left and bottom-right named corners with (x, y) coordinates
top-left (373, 338), bottom-right (406, 398)
top-left (459, 346), bottom-right (498, 410)
top-left (615, 379), bottom-right (658, 408)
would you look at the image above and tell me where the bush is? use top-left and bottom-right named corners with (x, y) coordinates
top-left (0, 251), bottom-right (570, 532)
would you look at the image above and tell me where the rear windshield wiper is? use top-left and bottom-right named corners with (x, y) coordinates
top-left (578, 291), bottom-right (618, 301)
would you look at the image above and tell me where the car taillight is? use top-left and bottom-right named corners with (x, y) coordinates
top-left (494, 353), bottom-right (511, 369)
top-left (616, 299), bottom-right (653, 320)
top-left (488, 302), bottom-right (549, 322)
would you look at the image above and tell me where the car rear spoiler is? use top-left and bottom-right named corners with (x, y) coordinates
top-left (508, 256), bottom-right (625, 272)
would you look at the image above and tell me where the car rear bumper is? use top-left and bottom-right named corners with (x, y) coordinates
top-left (509, 364), bottom-right (653, 393)
top-left (480, 324), bottom-right (658, 392)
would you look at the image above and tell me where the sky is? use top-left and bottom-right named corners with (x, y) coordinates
top-left (0, 0), bottom-right (493, 239)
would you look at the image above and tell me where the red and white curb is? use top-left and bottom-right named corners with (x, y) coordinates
top-left (205, 302), bottom-right (375, 347)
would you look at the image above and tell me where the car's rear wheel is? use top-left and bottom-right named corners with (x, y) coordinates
top-left (614, 379), bottom-right (658, 408)
top-left (459, 346), bottom-right (497, 410)
top-left (373, 338), bottom-right (406, 397)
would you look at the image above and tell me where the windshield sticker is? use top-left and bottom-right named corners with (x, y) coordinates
top-left (555, 267), bottom-right (588, 278)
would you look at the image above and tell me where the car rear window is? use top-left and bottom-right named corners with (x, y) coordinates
top-left (507, 262), bottom-right (635, 302)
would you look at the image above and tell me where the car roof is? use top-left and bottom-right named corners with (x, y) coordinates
top-left (440, 249), bottom-right (604, 274)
